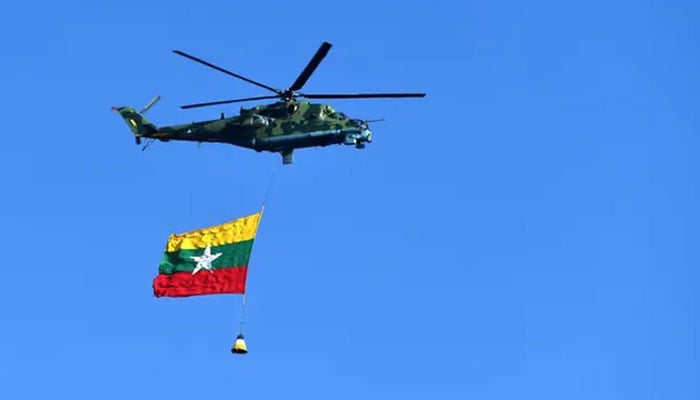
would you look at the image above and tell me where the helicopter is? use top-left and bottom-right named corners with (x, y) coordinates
top-left (112, 41), bottom-right (425, 164)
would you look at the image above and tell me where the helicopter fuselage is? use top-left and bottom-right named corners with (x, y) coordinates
top-left (134, 101), bottom-right (372, 163)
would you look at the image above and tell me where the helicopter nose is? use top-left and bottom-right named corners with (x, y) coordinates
top-left (343, 126), bottom-right (372, 147)
top-left (363, 129), bottom-right (372, 143)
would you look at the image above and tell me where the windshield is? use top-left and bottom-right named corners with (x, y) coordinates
top-left (331, 112), bottom-right (348, 120)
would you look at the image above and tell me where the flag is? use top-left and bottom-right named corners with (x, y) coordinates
top-left (153, 211), bottom-right (262, 297)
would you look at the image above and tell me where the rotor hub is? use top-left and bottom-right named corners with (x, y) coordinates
top-left (282, 89), bottom-right (296, 102)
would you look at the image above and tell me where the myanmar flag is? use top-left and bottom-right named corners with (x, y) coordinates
top-left (153, 212), bottom-right (262, 297)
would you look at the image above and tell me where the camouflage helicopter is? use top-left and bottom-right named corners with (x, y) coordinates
top-left (112, 41), bottom-right (425, 164)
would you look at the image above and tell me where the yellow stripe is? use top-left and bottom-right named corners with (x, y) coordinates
top-left (166, 212), bottom-right (262, 252)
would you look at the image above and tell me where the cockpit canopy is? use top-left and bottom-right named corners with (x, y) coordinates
top-left (329, 112), bottom-right (349, 120)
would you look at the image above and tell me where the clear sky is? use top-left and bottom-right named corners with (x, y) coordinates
top-left (1, 0), bottom-right (697, 399)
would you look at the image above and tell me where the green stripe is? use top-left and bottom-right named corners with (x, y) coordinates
top-left (159, 239), bottom-right (254, 274)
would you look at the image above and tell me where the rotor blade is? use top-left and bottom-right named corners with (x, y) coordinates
top-left (299, 93), bottom-right (426, 99)
top-left (180, 95), bottom-right (280, 109)
top-left (288, 42), bottom-right (332, 92)
top-left (172, 50), bottom-right (281, 94)
top-left (140, 95), bottom-right (160, 114)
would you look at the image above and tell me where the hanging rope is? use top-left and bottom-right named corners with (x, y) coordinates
top-left (237, 165), bottom-right (280, 334)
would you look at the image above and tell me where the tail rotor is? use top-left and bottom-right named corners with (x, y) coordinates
top-left (111, 95), bottom-right (160, 149)
top-left (136, 95), bottom-right (160, 148)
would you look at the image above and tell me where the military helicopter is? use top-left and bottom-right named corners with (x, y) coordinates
top-left (112, 41), bottom-right (425, 164)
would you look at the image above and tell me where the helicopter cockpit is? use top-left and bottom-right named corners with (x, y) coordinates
top-left (329, 111), bottom-right (349, 120)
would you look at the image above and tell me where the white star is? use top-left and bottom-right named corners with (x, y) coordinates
top-left (190, 244), bottom-right (223, 275)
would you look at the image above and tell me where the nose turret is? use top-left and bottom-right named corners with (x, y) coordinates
top-left (342, 119), bottom-right (373, 148)
top-left (360, 127), bottom-right (372, 143)
top-left (353, 127), bottom-right (372, 149)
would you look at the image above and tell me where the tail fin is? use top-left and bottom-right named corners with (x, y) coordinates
top-left (111, 95), bottom-right (160, 145)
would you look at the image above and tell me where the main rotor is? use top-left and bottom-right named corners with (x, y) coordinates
top-left (172, 41), bottom-right (425, 109)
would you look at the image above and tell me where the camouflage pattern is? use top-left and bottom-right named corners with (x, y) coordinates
top-left (112, 100), bottom-right (372, 164)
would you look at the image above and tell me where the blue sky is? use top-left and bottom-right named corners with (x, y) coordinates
top-left (1, 0), bottom-right (697, 398)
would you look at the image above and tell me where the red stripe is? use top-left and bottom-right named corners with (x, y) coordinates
top-left (153, 266), bottom-right (248, 297)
